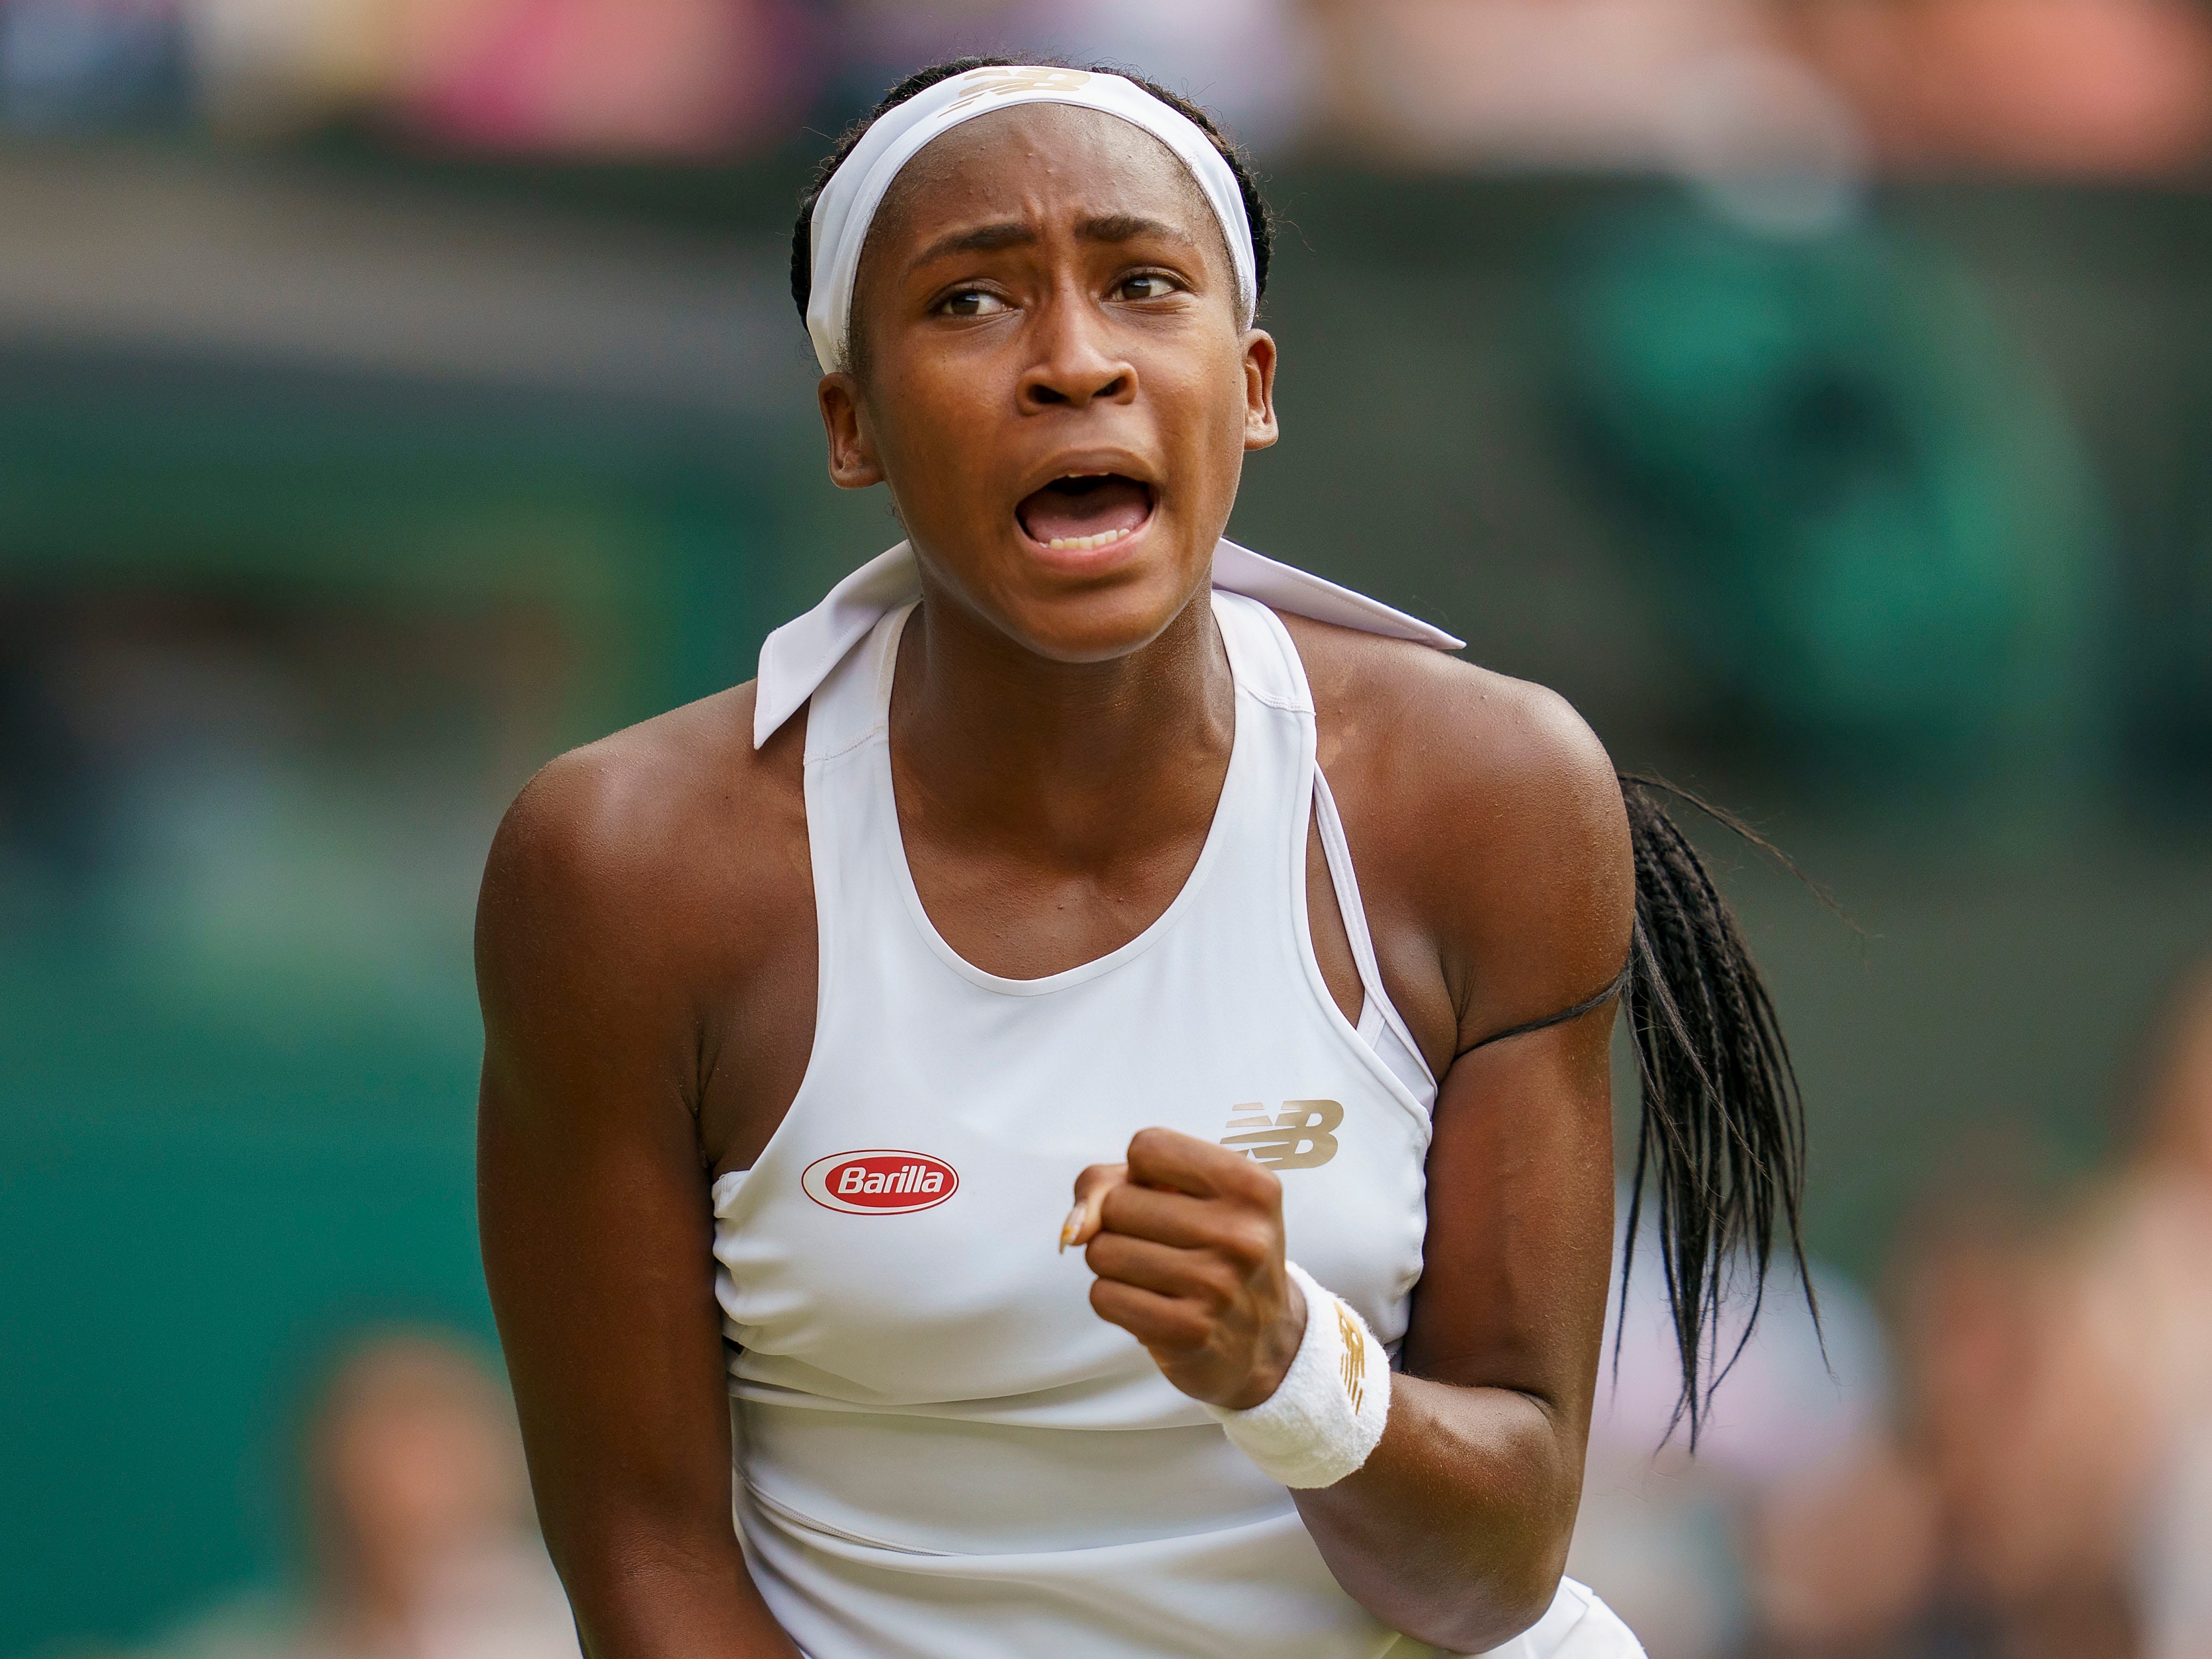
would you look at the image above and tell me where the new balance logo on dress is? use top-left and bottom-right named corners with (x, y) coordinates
top-left (1219, 1100), bottom-right (1343, 1169)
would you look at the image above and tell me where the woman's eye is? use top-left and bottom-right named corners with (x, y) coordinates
top-left (1119, 274), bottom-right (1178, 301)
top-left (941, 289), bottom-right (1008, 318)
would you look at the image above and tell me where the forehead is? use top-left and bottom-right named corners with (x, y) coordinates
top-left (870, 102), bottom-right (1218, 254)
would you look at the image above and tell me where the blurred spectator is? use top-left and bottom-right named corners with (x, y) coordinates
top-left (2114, 964), bottom-right (2212, 1659)
top-left (1904, 1215), bottom-right (2144, 1654)
top-left (1891, 978), bottom-right (2212, 1659)
top-left (388, 0), bottom-right (814, 158)
top-left (1749, 1426), bottom-right (1936, 1654)
top-left (2138, 960), bottom-right (2212, 1184)
top-left (812, 0), bottom-right (1030, 133)
top-left (1303, 0), bottom-right (1860, 184)
top-left (178, 0), bottom-right (818, 151)
top-left (823, 0), bottom-right (1315, 152)
top-left (0, 0), bottom-right (187, 131)
top-left (1566, 1198), bottom-right (1896, 1657)
top-left (1743, 961), bottom-right (2212, 1659)
top-left (178, 0), bottom-right (393, 137)
top-left (999, 0), bottom-right (1316, 151)
top-left (155, 1331), bottom-right (578, 1659)
top-left (1793, 0), bottom-right (2212, 176)
top-left (1302, 0), bottom-right (2212, 179)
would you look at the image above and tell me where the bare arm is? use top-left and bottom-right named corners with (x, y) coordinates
top-left (1290, 1008), bottom-right (1617, 1648)
top-left (1073, 656), bottom-right (1630, 1652)
top-left (476, 741), bottom-right (802, 1659)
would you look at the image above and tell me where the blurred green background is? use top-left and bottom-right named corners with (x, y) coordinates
top-left (7, 21), bottom-right (2212, 1653)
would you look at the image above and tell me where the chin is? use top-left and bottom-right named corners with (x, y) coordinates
top-left (974, 536), bottom-right (1212, 666)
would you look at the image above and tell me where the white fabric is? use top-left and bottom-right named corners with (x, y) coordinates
top-left (712, 589), bottom-right (1637, 1657)
top-left (1206, 1260), bottom-right (1392, 1489)
top-left (1381, 1581), bottom-right (1647, 1659)
top-left (804, 64), bottom-right (1258, 374)
top-left (1313, 768), bottom-right (1435, 1100)
top-left (752, 538), bottom-right (1463, 748)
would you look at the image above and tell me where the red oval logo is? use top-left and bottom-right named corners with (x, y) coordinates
top-left (801, 1149), bottom-right (960, 1215)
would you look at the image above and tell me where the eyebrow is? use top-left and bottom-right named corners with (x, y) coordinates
top-left (1075, 213), bottom-right (1197, 250)
top-left (911, 221), bottom-right (1036, 267)
top-left (907, 213), bottom-right (1199, 271)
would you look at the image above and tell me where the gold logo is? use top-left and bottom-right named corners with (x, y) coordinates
top-left (1220, 1100), bottom-right (1342, 1170)
top-left (942, 67), bottom-right (1098, 116)
top-left (1335, 1302), bottom-right (1367, 1412)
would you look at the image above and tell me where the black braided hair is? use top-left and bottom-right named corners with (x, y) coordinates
top-left (1615, 774), bottom-right (1817, 1445)
top-left (789, 57), bottom-right (1275, 365)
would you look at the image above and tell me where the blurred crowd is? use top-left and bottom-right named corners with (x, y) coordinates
top-left (0, 0), bottom-right (2210, 174)
top-left (1580, 957), bottom-right (2212, 1659)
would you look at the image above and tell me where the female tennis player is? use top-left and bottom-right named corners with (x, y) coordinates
top-left (475, 58), bottom-right (1807, 1659)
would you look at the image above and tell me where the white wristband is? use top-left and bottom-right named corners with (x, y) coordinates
top-left (1203, 1261), bottom-right (1391, 1489)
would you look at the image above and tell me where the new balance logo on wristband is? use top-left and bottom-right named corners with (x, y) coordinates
top-left (1220, 1100), bottom-right (1343, 1169)
top-left (1335, 1301), bottom-right (1367, 1412)
top-left (1204, 1262), bottom-right (1392, 1489)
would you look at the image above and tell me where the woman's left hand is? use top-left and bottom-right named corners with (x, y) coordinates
top-left (1064, 1127), bottom-right (1308, 1410)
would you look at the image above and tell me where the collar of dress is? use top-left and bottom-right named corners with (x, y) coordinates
top-left (753, 539), bottom-right (1464, 748)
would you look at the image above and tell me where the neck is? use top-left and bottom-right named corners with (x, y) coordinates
top-left (889, 575), bottom-right (1233, 871)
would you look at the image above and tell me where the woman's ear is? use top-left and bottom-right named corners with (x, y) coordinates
top-left (1242, 330), bottom-right (1280, 453)
top-left (819, 373), bottom-right (886, 489)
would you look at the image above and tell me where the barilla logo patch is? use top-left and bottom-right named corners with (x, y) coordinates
top-left (801, 1149), bottom-right (960, 1215)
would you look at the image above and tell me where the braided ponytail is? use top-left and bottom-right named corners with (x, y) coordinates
top-left (1617, 775), bottom-right (1816, 1444)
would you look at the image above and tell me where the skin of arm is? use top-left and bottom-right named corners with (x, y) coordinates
top-left (475, 688), bottom-right (809, 1659)
top-left (1070, 632), bottom-right (1632, 1654)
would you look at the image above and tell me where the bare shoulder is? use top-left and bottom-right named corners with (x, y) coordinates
top-left (1279, 613), bottom-right (1632, 1045)
top-left (1283, 615), bottom-right (1616, 810)
top-left (476, 682), bottom-right (809, 1024)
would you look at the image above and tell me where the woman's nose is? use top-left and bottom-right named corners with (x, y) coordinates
top-left (1018, 299), bottom-right (1137, 412)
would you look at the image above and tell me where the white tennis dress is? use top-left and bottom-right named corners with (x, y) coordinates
top-left (712, 561), bottom-right (1643, 1659)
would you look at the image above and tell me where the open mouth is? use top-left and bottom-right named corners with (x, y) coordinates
top-left (1015, 473), bottom-right (1154, 553)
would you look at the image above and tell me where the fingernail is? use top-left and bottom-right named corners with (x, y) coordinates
top-left (1059, 1205), bottom-right (1086, 1253)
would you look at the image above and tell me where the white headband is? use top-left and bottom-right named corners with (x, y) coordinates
top-left (804, 65), bottom-right (1259, 375)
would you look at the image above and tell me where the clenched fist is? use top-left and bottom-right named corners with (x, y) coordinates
top-left (1063, 1126), bottom-right (1308, 1411)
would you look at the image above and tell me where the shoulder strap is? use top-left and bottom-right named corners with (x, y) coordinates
top-left (1209, 588), bottom-right (1313, 715)
top-left (1312, 769), bottom-right (1436, 1090)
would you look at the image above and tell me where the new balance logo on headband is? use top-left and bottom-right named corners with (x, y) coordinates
top-left (1220, 1101), bottom-right (1342, 1170)
top-left (942, 66), bottom-right (1098, 115)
